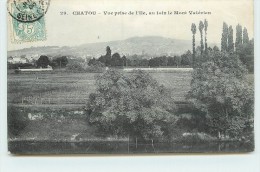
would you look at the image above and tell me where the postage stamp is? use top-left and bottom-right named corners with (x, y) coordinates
top-left (7, 0), bottom-right (50, 43)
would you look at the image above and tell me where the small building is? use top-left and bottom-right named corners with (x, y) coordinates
top-left (15, 65), bottom-right (53, 73)
top-left (8, 56), bottom-right (28, 64)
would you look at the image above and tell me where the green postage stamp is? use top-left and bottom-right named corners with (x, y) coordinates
top-left (8, 0), bottom-right (50, 43)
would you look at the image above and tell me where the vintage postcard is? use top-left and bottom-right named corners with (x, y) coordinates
top-left (7, 0), bottom-right (254, 154)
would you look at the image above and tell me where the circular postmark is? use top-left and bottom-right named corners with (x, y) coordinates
top-left (7, 0), bottom-right (51, 23)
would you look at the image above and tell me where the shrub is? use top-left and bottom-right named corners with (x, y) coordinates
top-left (8, 106), bottom-right (28, 137)
top-left (66, 62), bottom-right (85, 72)
top-left (85, 61), bottom-right (105, 73)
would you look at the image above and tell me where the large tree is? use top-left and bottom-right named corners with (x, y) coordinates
top-left (243, 27), bottom-right (249, 44)
top-left (228, 25), bottom-right (234, 53)
top-left (36, 55), bottom-right (50, 68)
top-left (187, 51), bottom-right (253, 138)
top-left (191, 23), bottom-right (197, 67)
top-left (236, 39), bottom-right (254, 73)
top-left (213, 46), bottom-right (220, 52)
top-left (181, 50), bottom-right (192, 66)
top-left (173, 56), bottom-right (181, 68)
top-left (221, 22), bottom-right (229, 52)
top-left (87, 70), bottom-right (177, 140)
top-left (98, 46), bottom-right (112, 66)
top-left (53, 56), bottom-right (68, 68)
top-left (235, 24), bottom-right (243, 50)
top-left (199, 21), bottom-right (204, 55)
top-left (111, 53), bottom-right (123, 67)
top-left (122, 55), bottom-right (127, 66)
top-left (105, 46), bottom-right (112, 66)
top-left (204, 19), bottom-right (208, 54)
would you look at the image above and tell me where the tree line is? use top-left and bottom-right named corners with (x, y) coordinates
top-left (191, 20), bottom-right (254, 72)
top-left (8, 55), bottom-right (69, 69)
top-left (88, 47), bottom-right (194, 68)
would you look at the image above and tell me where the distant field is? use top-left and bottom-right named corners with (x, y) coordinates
top-left (8, 69), bottom-right (254, 109)
top-left (8, 69), bottom-right (193, 107)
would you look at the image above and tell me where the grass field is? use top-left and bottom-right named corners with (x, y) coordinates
top-left (8, 69), bottom-right (192, 106)
top-left (8, 69), bottom-right (192, 141)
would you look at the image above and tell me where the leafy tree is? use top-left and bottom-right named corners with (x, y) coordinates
top-left (221, 22), bottom-right (229, 52)
top-left (36, 55), bottom-right (50, 68)
top-left (53, 56), bottom-right (68, 68)
top-left (181, 50), bottom-right (192, 66)
top-left (235, 24), bottom-right (243, 50)
top-left (204, 19), bottom-right (208, 54)
top-left (88, 58), bottom-right (97, 66)
top-left (88, 58), bottom-right (105, 67)
top-left (199, 21), bottom-right (204, 55)
top-left (98, 55), bottom-right (106, 65)
top-left (167, 56), bottom-right (175, 66)
top-left (98, 46), bottom-right (112, 66)
top-left (195, 45), bottom-right (205, 66)
top-left (149, 57), bottom-right (161, 67)
top-left (111, 53), bottom-right (123, 67)
top-left (228, 26), bottom-right (234, 53)
top-left (160, 56), bottom-right (168, 66)
top-left (207, 47), bottom-right (213, 53)
top-left (66, 62), bottom-right (85, 72)
top-left (173, 56), bottom-right (181, 67)
top-left (187, 51), bottom-right (253, 138)
top-left (191, 23), bottom-right (197, 67)
top-left (122, 55), bottom-right (127, 66)
top-left (86, 70), bottom-right (177, 140)
top-left (105, 46), bottom-right (112, 66)
top-left (128, 55), bottom-right (142, 67)
top-left (243, 27), bottom-right (249, 44)
top-left (236, 39), bottom-right (254, 73)
top-left (140, 59), bottom-right (149, 67)
top-left (213, 46), bottom-right (220, 52)
top-left (8, 106), bottom-right (28, 137)
top-left (106, 46), bottom-right (111, 57)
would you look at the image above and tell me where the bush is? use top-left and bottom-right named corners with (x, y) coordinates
top-left (66, 62), bottom-right (85, 72)
top-left (8, 106), bottom-right (28, 137)
top-left (66, 61), bottom-right (105, 73)
top-left (85, 66), bottom-right (105, 73)
top-left (85, 61), bottom-right (105, 73)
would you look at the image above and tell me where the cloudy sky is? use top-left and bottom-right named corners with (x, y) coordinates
top-left (8, 0), bottom-right (254, 51)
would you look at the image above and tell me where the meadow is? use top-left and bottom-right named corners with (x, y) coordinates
top-left (8, 69), bottom-right (192, 106)
top-left (8, 69), bottom-right (192, 141)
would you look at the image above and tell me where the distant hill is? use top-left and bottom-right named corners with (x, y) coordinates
top-left (8, 36), bottom-right (217, 58)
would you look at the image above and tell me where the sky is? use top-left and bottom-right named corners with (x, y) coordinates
top-left (7, 0), bottom-right (254, 51)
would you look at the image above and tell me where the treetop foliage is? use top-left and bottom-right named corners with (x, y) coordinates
top-left (187, 50), bottom-right (253, 137)
top-left (36, 55), bottom-right (50, 68)
top-left (87, 69), bottom-right (177, 139)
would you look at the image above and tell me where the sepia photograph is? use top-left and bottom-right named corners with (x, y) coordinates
top-left (7, 0), bottom-right (254, 154)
